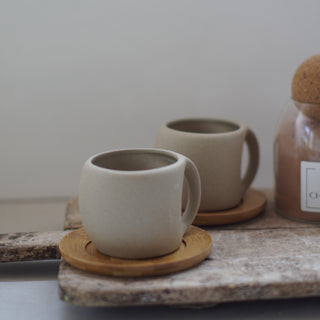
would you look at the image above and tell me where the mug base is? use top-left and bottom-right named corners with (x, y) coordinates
top-left (96, 244), bottom-right (180, 260)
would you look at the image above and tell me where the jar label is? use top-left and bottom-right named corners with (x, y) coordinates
top-left (301, 161), bottom-right (320, 212)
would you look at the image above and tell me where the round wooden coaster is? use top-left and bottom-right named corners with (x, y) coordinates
top-left (193, 188), bottom-right (267, 226)
top-left (59, 226), bottom-right (212, 277)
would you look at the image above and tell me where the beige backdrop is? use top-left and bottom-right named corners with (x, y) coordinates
top-left (1, 0), bottom-right (318, 199)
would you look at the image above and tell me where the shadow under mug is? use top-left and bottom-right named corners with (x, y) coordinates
top-left (155, 118), bottom-right (259, 212)
top-left (78, 148), bottom-right (201, 259)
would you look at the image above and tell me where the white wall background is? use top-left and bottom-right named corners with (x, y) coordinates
top-left (1, 0), bottom-right (319, 199)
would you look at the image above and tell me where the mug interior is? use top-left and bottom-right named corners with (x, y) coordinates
top-left (167, 119), bottom-right (240, 134)
top-left (92, 150), bottom-right (177, 171)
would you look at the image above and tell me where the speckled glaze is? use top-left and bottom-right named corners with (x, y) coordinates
top-left (79, 148), bottom-right (201, 259)
top-left (155, 118), bottom-right (259, 212)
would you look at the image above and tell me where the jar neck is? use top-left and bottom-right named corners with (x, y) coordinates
top-left (292, 98), bottom-right (320, 121)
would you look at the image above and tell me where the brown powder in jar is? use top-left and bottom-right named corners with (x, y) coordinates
top-left (275, 103), bottom-right (320, 222)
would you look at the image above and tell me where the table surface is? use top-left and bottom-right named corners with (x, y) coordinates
top-left (2, 191), bottom-right (320, 319)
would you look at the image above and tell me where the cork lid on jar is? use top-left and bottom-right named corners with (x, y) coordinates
top-left (292, 54), bottom-right (320, 120)
top-left (292, 54), bottom-right (320, 104)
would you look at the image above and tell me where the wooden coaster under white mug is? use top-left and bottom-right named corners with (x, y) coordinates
top-left (59, 226), bottom-right (212, 277)
top-left (193, 189), bottom-right (267, 226)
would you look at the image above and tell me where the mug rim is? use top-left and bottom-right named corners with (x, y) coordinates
top-left (165, 117), bottom-right (245, 135)
top-left (87, 148), bottom-right (183, 174)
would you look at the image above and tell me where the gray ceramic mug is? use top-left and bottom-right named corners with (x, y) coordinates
top-left (79, 148), bottom-right (201, 259)
top-left (155, 118), bottom-right (259, 212)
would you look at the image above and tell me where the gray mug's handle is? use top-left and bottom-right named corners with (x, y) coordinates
top-left (181, 158), bottom-right (201, 234)
top-left (241, 128), bottom-right (259, 193)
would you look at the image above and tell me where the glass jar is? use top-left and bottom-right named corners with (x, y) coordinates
top-left (274, 99), bottom-right (320, 223)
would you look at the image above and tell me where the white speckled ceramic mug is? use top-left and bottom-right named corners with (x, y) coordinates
top-left (79, 148), bottom-right (201, 259)
top-left (155, 118), bottom-right (259, 212)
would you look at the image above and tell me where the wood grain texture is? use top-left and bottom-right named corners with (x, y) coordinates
top-left (58, 189), bottom-right (320, 307)
top-left (193, 189), bottom-right (266, 225)
top-left (59, 226), bottom-right (212, 277)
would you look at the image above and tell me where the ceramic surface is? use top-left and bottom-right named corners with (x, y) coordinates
top-left (155, 118), bottom-right (259, 212)
top-left (79, 148), bottom-right (201, 259)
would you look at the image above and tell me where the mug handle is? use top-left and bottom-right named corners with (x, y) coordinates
top-left (181, 158), bottom-right (201, 234)
top-left (241, 128), bottom-right (259, 194)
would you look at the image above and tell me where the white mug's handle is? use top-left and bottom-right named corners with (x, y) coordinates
top-left (181, 158), bottom-right (201, 234)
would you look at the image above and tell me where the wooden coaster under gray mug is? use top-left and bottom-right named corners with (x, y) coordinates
top-left (193, 188), bottom-right (266, 226)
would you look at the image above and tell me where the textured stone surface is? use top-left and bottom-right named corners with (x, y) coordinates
top-left (0, 230), bottom-right (69, 262)
top-left (64, 197), bottom-right (81, 230)
top-left (58, 189), bottom-right (320, 307)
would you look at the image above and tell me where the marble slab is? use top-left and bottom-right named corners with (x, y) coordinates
top-left (0, 230), bottom-right (69, 263)
top-left (64, 197), bottom-right (81, 230)
top-left (58, 189), bottom-right (320, 307)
